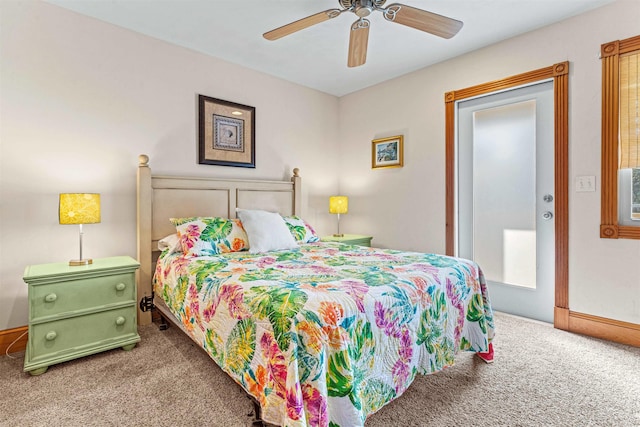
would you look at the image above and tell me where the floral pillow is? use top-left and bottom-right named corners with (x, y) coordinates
top-left (170, 217), bottom-right (249, 257)
top-left (282, 215), bottom-right (320, 243)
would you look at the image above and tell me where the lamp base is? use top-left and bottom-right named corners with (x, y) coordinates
top-left (333, 233), bottom-right (344, 237)
top-left (69, 259), bottom-right (92, 266)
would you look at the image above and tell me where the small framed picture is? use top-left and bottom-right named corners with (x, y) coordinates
top-left (198, 95), bottom-right (255, 168)
top-left (372, 135), bottom-right (404, 169)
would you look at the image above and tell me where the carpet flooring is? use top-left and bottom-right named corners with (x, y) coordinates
top-left (1, 312), bottom-right (638, 427)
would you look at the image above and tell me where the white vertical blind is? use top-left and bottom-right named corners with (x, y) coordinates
top-left (619, 51), bottom-right (639, 169)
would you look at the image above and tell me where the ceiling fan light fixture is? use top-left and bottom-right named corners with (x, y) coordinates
top-left (354, 0), bottom-right (374, 17)
top-left (355, 4), bottom-right (372, 17)
top-left (355, 7), bottom-right (372, 17)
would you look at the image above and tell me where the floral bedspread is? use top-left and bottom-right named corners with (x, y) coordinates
top-left (153, 242), bottom-right (494, 427)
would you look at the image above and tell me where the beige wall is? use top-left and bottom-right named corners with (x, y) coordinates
top-left (0, 1), bottom-right (340, 329)
top-left (1, 0), bottom-right (639, 330)
top-left (338, 0), bottom-right (640, 324)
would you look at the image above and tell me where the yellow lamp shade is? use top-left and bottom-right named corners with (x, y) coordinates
top-left (329, 196), bottom-right (348, 214)
top-left (59, 193), bottom-right (101, 225)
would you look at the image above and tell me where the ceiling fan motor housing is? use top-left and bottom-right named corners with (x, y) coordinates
top-left (343, 0), bottom-right (387, 17)
top-left (341, 0), bottom-right (387, 7)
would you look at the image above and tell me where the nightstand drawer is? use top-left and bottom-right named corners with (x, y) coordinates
top-left (30, 273), bottom-right (135, 321)
top-left (28, 306), bottom-right (138, 363)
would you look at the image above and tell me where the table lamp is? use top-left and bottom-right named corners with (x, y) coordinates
top-left (329, 195), bottom-right (348, 237)
top-left (59, 193), bottom-right (101, 266)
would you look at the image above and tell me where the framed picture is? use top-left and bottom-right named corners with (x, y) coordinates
top-left (372, 135), bottom-right (404, 169)
top-left (198, 95), bottom-right (255, 168)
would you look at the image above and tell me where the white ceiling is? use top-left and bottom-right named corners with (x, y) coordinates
top-left (46, 0), bottom-right (613, 96)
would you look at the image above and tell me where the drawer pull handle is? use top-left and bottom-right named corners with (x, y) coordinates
top-left (44, 293), bottom-right (57, 303)
top-left (45, 331), bottom-right (57, 341)
top-left (115, 316), bottom-right (126, 326)
top-left (115, 283), bottom-right (126, 291)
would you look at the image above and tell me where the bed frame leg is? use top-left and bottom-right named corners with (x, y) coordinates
top-left (248, 397), bottom-right (269, 426)
top-left (157, 314), bottom-right (169, 331)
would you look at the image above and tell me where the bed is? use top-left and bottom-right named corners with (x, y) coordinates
top-left (136, 155), bottom-right (495, 427)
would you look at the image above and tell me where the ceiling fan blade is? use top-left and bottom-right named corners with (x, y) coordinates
top-left (383, 4), bottom-right (463, 39)
top-left (348, 19), bottom-right (370, 68)
top-left (263, 9), bottom-right (342, 41)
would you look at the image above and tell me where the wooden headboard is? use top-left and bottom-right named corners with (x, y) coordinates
top-left (136, 154), bottom-right (301, 325)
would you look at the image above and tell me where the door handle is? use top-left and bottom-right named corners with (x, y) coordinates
top-left (542, 211), bottom-right (553, 220)
top-left (543, 194), bottom-right (554, 203)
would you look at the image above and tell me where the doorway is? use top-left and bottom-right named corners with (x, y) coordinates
top-left (457, 81), bottom-right (554, 322)
top-left (444, 62), bottom-right (570, 329)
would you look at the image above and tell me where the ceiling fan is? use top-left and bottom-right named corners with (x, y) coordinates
top-left (263, 0), bottom-right (463, 68)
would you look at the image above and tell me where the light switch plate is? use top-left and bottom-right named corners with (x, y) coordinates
top-left (575, 175), bottom-right (596, 192)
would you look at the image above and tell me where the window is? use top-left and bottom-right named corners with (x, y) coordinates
top-left (600, 34), bottom-right (640, 239)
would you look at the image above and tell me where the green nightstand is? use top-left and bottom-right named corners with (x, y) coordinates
top-left (23, 256), bottom-right (140, 375)
top-left (321, 234), bottom-right (373, 247)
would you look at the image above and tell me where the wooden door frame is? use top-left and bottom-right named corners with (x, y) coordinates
top-left (444, 62), bottom-right (570, 330)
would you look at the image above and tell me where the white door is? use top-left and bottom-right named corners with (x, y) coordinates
top-left (457, 81), bottom-right (555, 323)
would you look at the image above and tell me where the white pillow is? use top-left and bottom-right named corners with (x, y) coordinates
top-left (236, 209), bottom-right (298, 254)
top-left (158, 234), bottom-right (182, 253)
